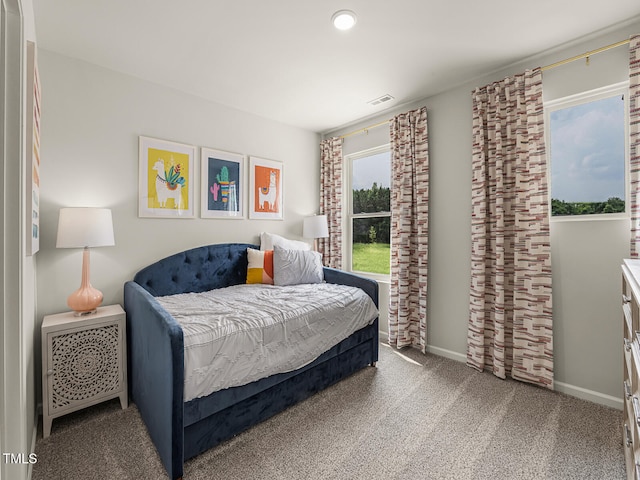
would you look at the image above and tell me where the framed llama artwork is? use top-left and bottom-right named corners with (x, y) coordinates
top-left (201, 148), bottom-right (245, 219)
top-left (249, 156), bottom-right (283, 220)
top-left (139, 136), bottom-right (195, 218)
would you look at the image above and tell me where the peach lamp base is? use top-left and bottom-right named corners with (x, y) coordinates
top-left (67, 247), bottom-right (103, 316)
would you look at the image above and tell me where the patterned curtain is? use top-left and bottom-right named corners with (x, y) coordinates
top-left (630, 35), bottom-right (640, 257)
top-left (318, 137), bottom-right (343, 268)
top-left (467, 69), bottom-right (554, 389)
top-left (388, 106), bottom-right (429, 352)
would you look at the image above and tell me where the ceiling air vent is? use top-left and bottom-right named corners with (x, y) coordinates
top-left (368, 94), bottom-right (394, 106)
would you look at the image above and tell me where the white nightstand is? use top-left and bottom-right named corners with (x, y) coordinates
top-left (41, 304), bottom-right (128, 438)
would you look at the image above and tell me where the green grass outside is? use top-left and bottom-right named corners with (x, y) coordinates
top-left (352, 243), bottom-right (390, 275)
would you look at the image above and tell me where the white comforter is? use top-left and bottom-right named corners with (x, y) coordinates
top-left (156, 282), bottom-right (378, 402)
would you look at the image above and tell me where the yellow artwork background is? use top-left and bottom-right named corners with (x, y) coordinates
top-left (147, 148), bottom-right (190, 209)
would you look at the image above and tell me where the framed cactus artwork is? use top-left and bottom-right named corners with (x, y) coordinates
top-left (138, 136), bottom-right (195, 218)
top-left (200, 148), bottom-right (245, 219)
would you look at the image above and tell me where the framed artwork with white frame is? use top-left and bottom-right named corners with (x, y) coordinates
top-left (200, 147), bottom-right (245, 219)
top-left (249, 156), bottom-right (283, 220)
top-left (26, 41), bottom-right (41, 255)
top-left (138, 136), bottom-right (195, 218)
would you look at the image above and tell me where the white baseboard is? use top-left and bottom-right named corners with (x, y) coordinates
top-left (28, 409), bottom-right (38, 480)
top-left (554, 380), bottom-right (623, 410)
top-left (379, 337), bottom-right (623, 410)
top-left (425, 343), bottom-right (623, 410)
top-left (426, 344), bottom-right (467, 363)
top-left (379, 335), bottom-right (467, 363)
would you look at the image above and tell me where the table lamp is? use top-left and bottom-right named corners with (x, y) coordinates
top-left (56, 207), bottom-right (115, 315)
top-left (303, 214), bottom-right (329, 251)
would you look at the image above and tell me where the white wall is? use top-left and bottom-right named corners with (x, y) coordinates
top-left (32, 15), bottom-right (640, 437)
top-left (35, 49), bottom-right (320, 393)
top-left (326, 18), bottom-right (640, 407)
top-left (2, 1), bottom-right (38, 480)
top-left (541, 27), bottom-right (634, 403)
top-left (22, 1), bottom-right (38, 471)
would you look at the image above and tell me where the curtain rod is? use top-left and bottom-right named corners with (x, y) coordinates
top-left (541, 38), bottom-right (630, 71)
top-left (338, 119), bottom-right (389, 139)
top-left (335, 38), bottom-right (630, 139)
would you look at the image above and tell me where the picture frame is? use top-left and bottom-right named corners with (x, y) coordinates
top-left (200, 148), bottom-right (245, 219)
top-left (139, 136), bottom-right (195, 218)
top-left (26, 41), bottom-right (41, 255)
top-left (249, 156), bottom-right (283, 220)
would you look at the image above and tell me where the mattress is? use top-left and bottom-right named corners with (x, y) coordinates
top-left (156, 282), bottom-right (378, 401)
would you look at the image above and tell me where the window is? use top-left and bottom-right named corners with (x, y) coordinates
top-left (545, 82), bottom-right (628, 219)
top-left (346, 146), bottom-right (391, 276)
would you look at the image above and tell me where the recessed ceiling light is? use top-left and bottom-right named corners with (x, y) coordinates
top-left (332, 10), bottom-right (357, 30)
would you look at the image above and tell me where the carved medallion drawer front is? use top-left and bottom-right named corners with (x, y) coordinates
top-left (48, 323), bottom-right (122, 411)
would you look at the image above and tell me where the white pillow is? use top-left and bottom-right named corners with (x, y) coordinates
top-left (260, 232), bottom-right (310, 251)
top-left (272, 245), bottom-right (323, 286)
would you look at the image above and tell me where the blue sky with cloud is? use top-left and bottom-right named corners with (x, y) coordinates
top-left (352, 151), bottom-right (391, 190)
top-left (550, 95), bottom-right (625, 202)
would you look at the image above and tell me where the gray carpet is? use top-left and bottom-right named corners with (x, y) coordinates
top-left (32, 343), bottom-right (625, 479)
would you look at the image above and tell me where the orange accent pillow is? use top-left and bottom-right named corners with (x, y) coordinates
top-left (246, 248), bottom-right (274, 284)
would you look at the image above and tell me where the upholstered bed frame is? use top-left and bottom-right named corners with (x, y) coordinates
top-left (123, 243), bottom-right (379, 480)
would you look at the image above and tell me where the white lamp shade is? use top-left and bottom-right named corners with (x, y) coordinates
top-left (303, 214), bottom-right (329, 239)
top-left (56, 208), bottom-right (115, 248)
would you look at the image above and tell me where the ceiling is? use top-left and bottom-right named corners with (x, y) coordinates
top-left (32, 1), bottom-right (640, 133)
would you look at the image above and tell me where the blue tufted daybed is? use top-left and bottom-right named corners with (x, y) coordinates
top-left (123, 243), bottom-right (379, 480)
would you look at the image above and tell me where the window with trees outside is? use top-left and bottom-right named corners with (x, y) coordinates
top-left (545, 82), bottom-right (628, 219)
top-left (347, 146), bottom-right (391, 276)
